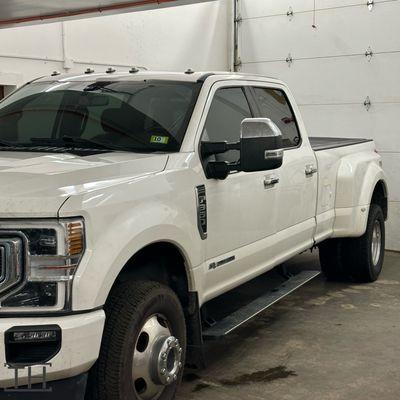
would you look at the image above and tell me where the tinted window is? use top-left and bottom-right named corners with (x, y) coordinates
top-left (253, 88), bottom-right (300, 148)
top-left (0, 80), bottom-right (201, 153)
top-left (202, 87), bottom-right (251, 163)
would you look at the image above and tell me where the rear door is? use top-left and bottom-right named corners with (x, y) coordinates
top-left (251, 85), bottom-right (317, 255)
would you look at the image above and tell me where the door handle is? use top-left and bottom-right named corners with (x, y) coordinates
top-left (305, 164), bottom-right (318, 177)
top-left (264, 175), bottom-right (280, 188)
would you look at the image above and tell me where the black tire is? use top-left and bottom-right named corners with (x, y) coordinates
top-left (343, 204), bottom-right (385, 282)
top-left (319, 238), bottom-right (347, 281)
top-left (319, 204), bottom-right (385, 283)
top-left (87, 280), bottom-right (186, 400)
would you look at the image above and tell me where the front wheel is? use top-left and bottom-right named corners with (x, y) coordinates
top-left (87, 280), bottom-right (186, 400)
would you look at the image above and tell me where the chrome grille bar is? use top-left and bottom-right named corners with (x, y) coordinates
top-left (0, 246), bottom-right (5, 283)
top-left (0, 234), bottom-right (25, 297)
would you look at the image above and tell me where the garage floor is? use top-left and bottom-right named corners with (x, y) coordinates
top-left (177, 251), bottom-right (400, 400)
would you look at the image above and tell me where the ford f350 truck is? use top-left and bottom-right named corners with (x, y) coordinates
top-left (0, 71), bottom-right (388, 400)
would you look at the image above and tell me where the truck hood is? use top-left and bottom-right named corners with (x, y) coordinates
top-left (0, 151), bottom-right (169, 218)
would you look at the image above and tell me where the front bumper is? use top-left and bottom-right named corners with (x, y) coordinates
top-left (0, 310), bottom-right (105, 390)
top-left (0, 373), bottom-right (88, 400)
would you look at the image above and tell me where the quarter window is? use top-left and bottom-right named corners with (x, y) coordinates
top-left (202, 87), bottom-right (252, 163)
top-left (253, 88), bottom-right (301, 148)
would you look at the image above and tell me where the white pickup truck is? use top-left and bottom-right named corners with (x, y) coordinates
top-left (0, 71), bottom-right (388, 400)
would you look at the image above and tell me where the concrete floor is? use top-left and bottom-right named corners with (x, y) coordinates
top-left (177, 251), bottom-right (400, 400)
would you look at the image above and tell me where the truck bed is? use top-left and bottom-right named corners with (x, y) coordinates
top-left (309, 137), bottom-right (373, 151)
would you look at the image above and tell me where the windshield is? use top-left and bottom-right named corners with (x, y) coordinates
top-left (0, 80), bottom-right (201, 154)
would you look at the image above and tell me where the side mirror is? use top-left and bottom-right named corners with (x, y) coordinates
top-left (240, 118), bottom-right (283, 172)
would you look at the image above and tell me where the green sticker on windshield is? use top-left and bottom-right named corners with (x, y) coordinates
top-left (150, 135), bottom-right (169, 145)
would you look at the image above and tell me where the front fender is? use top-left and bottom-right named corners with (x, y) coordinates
top-left (75, 222), bottom-right (199, 310)
top-left (59, 173), bottom-right (203, 310)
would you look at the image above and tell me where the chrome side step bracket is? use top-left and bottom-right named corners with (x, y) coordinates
top-left (203, 270), bottom-right (320, 338)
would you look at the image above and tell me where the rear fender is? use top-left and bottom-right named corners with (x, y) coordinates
top-left (333, 153), bottom-right (387, 237)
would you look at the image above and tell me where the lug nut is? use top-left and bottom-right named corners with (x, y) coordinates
top-left (161, 368), bottom-right (166, 375)
top-left (173, 374), bottom-right (177, 381)
top-left (161, 352), bottom-right (167, 360)
top-left (166, 376), bottom-right (171, 383)
top-left (178, 362), bottom-right (182, 368)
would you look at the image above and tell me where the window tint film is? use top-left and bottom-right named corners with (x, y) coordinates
top-left (253, 88), bottom-right (300, 148)
top-left (202, 87), bottom-right (251, 163)
top-left (0, 80), bottom-right (201, 153)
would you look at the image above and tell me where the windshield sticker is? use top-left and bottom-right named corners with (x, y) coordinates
top-left (150, 135), bottom-right (169, 145)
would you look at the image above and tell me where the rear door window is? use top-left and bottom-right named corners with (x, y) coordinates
top-left (253, 87), bottom-right (301, 148)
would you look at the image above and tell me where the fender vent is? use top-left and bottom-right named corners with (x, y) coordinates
top-left (195, 185), bottom-right (207, 240)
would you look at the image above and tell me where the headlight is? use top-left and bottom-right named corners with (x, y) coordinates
top-left (0, 219), bottom-right (85, 312)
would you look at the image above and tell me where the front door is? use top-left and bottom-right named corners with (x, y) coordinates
top-left (199, 83), bottom-right (280, 301)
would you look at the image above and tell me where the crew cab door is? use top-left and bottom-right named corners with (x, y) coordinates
top-left (251, 85), bottom-right (318, 253)
top-left (198, 82), bottom-right (279, 301)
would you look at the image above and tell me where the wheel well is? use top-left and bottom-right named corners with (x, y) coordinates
top-left (371, 180), bottom-right (388, 220)
top-left (107, 242), bottom-right (205, 368)
top-left (112, 242), bottom-right (190, 308)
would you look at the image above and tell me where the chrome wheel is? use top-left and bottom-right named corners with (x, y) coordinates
top-left (133, 314), bottom-right (183, 400)
top-left (371, 220), bottom-right (382, 266)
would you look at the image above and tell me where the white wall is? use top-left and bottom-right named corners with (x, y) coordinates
top-left (0, 0), bottom-right (231, 87)
top-left (238, 0), bottom-right (400, 251)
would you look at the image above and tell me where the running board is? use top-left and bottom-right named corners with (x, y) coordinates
top-left (203, 270), bottom-right (320, 338)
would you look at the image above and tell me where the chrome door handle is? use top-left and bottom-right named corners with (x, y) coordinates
top-left (264, 175), bottom-right (280, 188)
top-left (305, 164), bottom-right (318, 177)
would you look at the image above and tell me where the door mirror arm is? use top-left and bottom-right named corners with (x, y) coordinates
top-left (200, 141), bottom-right (240, 159)
top-left (201, 141), bottom-right (241, 180)
top-left (205, 160), bottom-right (240, 180)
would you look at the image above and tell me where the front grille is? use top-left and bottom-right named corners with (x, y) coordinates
top-left (0, 235), bottom-right (24, 297)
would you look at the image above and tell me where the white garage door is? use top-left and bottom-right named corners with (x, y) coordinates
top-left (237, 0), bottom-right (400, 251)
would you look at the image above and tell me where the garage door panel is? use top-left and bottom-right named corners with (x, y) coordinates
top-left (386, 202), bottom-right (400, 251)
top-left (380, 154), bottom-right (400, 202)
top-left (240, 3), bottom-right (400, 62)
top-left (240, 0), bottom-right (400, 250)
top-left (0, 23), bottom-right (63, 60)
top-left (247, 0), bottom-right (395, 18)
top-left (242, 54), bottom-right (400, 104)
top-left (299, 104), bottom-right (400, 153)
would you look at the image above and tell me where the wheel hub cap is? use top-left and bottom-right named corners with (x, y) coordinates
top-left (371, 220), bottom-right (382, 266)
top-left (132, 315), bottom-right (183, 400)
top-left (154, 336), bottom-right (182, 385)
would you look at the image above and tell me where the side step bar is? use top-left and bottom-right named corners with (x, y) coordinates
top-left (203, 270), bottom-right (320, 338)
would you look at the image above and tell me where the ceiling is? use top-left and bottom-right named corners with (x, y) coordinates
top-left (0, 0), bottom-right (212, 29)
